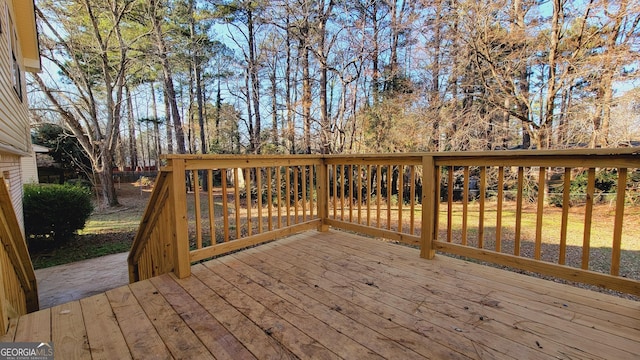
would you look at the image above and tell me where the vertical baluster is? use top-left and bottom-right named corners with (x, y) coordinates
top-left (285, 167), bottom-right (291, 226)
top-left (462, 166), bottom-right (469, 246)
top-left (234, 168), bottom-right (241, 240)
top-left (398, 165), bottom-right (404, 233)
top-left (357, 164), bottom-right (362, 224)
top-left (277, 167), bottom-right (283, 229)
top-left (222, 168), bottom-right (229, 242)
top-left (332, 165), bottom-right (338, 219)
top-left (447, 166), bottom-right (454, 243)
top-left (301, 166), bottom-right (307, 222)
top-left (478, 166), bottom-right (486, 249)
top-left (582, 168), bottom-right (595, 269)
top-left (496, 166), bottom-right (504, 252)
top-left (294, 166), bottom-right (299, 224)
top-left (535, 166), bottom-right (546, 260)
top-left (434, 165), bottom-right (441, 240)
top-left (246, 168), bottom-right (252, 236)
top-left (515, 167), bottom-right (524, 256)
top-left (267, 167), bottom-right (273, 231)
top-left (377, 165), bottom-right (382, 228)
top-left (611, 168), bottom-right (627, 276)
top-left (349, 165), bottom-right (354, 223)
top-left (309, 165), bottom-right (314, 219)
top-left (340, 164), bottom-right (345, 221)
top-left (193, 170), bottom-right (202, 249)
top-left (207, 169), bottom-right (215, 246)
top-left (387, 165), bottom-right (392, 230)
top-left (559, 167), bottom-right (571, 265)
top-left (257, 167), bottom-right (263, 233)
top-left (410, 165), bottom-right (416, 235)
top-left (367, 165), bottom-right (372, 227)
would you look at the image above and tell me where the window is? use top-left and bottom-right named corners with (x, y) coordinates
top-left (8, 13), bottom-right (22, 102)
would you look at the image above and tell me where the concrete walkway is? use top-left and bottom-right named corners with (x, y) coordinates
top-left (34, 252), bottom-right (130, 309)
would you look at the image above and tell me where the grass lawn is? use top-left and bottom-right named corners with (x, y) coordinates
top-left (29, 183), bottom-right (151, 269)
top-left (436, 201), bottom-right (640, 280)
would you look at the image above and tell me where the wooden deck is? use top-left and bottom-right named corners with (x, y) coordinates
top-left (4, 231), bottom-right (640, 359)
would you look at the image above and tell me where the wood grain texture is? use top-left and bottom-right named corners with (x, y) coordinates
top-left (7, 231), bottom-right (640, 359)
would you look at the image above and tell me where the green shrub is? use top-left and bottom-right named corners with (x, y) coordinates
top-left (549, 169), bottom-right (621, 207)
top-left (65, 178), bottom-right (93, 190)
top-left (23, 184), bottom-right (94, 243)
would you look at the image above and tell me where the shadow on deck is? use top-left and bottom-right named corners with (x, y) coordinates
top-left (4, 231), bottom-right (640, 359)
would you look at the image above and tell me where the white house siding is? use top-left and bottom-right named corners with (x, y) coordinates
top-left (0, 153), bottom-right (24, 231)
top-left (0, 0), bottom-right (31, 156)
top-left (0, 0), bottom-right (38, 232)
top-left (20, 152), bottom-right (37, 184)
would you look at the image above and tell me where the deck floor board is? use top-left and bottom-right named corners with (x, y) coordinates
top-left (289, 234), bottom-right (636, 359)
top-left (9, 230), bottom-right (640, 359)
top-left (273, 235), bottom-right (571, 359)
top-left (105, 285), bottom-right (172, 360)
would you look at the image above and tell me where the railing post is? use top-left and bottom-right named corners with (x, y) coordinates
top-left (317, 158), bottom-right (329, 232)
top-left (169, 158), bottom-right (191, 278)
top-left (421, 155), bottom-right (436, 259)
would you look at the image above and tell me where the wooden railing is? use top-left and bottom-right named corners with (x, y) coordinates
top-left (129, 149), bottom-right (640, 296)
top-left (432, 149), bottom-right (640, 295)
top-left (324, 155), bottom-right (425, 246)
top-left (129, 155), bottom-right (326, 281)
top-left (128, 172), bottom-right (174, 281)
top-left (0, 176), bottom-right (38, 332)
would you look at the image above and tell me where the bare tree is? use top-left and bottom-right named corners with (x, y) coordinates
top-left (34, 0), bottom-right (143, 207)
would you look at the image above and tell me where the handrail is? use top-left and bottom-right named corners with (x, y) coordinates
top-left (129, 149), bottom-right (640, 296)
top-left (128, 172), bottom-right (173, 282)
top-left (129, 156), bottom-right (326, 281)
top-left (0, 176), bottom-right (38, 332)
top-left (431, 149), bottom-right (640, 295)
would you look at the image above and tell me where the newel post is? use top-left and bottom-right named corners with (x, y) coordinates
top-left (421, 155), bottom-right (436, 259)
top-left (317, 158), bottom-right (330, 232)
top-left (169, 158), bottom-right (191, 278)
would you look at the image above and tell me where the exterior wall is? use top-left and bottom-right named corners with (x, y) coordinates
top-left (0, 0), bottom-right (37, 231)
top-left (20, 152), bottom-right (37, 184)
top-left (0, 153), bottom-right (23, 230)
top-left (0, 0), bottom-right (31, 156)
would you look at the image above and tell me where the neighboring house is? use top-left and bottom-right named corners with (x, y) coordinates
top-left (0, 0), bottom-right (40, 230)
top-left (20, 143), bottom-right (48, 184)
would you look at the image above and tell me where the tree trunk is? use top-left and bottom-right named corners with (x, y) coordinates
top-left (247, 8), bottom-right (261, 154)
top-left (286, 14), bottom-right (295, 154)
top-left (245, 68), bottom-right (255, 153)
top-left (371, 0), bottom-right (380, 104)
top-left (99, 149), bottom-right (119, 207)
top-left (317, 0), bottom-right (334, 154)
top-left (163, 79), bottom-right (174, 153)
top-left (540, 0), bottom-right (562, 150)
top-left (150, 82), bottom-right (161, 166)
top-left (302, 39), bottom-right (311, 154)
top-left (150, 0), bottom-right (186, 154)
top-left (126, 85), bottom-right (138, 169)
top-left (188, 0), bottom-right (206, 154)
top-left (270, 57), bottom-right (279, 147)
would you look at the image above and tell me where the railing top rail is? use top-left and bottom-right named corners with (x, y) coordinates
top-left (162, 154), bottom-right (324, 160)
top-left (128, 171), bottom-right (170, 265)
top-left (162, 148), bottom-right (639, 161)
